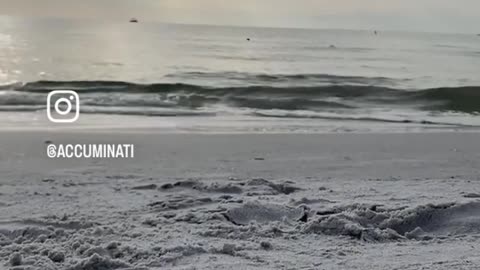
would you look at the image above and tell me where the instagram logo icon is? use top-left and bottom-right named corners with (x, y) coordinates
top-left (47, 90), bottom-right (80, 123)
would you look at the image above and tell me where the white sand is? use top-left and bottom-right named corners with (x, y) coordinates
top-left (1, 131), bottom-right (480, 269)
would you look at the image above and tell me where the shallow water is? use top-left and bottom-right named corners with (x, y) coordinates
top-left (1, 16), bottom-right (480, 129)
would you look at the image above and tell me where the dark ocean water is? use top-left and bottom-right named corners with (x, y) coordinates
top-left (1, 16), bottom-right (480, 127)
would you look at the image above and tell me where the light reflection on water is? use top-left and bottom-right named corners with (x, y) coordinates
top-left (0, 15), bottom-right (478, 88)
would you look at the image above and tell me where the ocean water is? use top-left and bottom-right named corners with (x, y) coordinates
top-left (1, 16), bottom-right (480, 130)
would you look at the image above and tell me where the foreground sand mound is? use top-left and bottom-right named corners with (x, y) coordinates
top-left (303, 201), bottom-right (480, 241)
top-left (222, 201), bottom-right (480, 242)
top-left (159, 178), bottom-right (301, 196)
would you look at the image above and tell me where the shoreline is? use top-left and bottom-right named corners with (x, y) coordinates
top-left (1, 111), bottom-right (479, 134)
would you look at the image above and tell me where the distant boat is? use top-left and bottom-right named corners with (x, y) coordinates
top-left (129, 18), bottom-right (139, 23)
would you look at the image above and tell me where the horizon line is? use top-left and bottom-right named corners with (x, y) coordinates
top-left (0, 13), bottom-right (478, 36)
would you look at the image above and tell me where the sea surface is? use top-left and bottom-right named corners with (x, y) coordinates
top-left (0, 16), bottom-right (480, 131)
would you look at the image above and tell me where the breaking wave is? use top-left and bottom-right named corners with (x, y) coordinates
top-left (0, 78), bottom-right (479, 125)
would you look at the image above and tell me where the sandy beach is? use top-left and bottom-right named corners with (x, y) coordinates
top-left (1, 3), bottom-right (480, 269)
top-left (1, 130), bottom-right (480, 269)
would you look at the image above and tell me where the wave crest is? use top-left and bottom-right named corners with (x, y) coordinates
top-left (0, 80), bottom-right (479, 126)
top-left (8, 80), bottom-right (480, 113)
